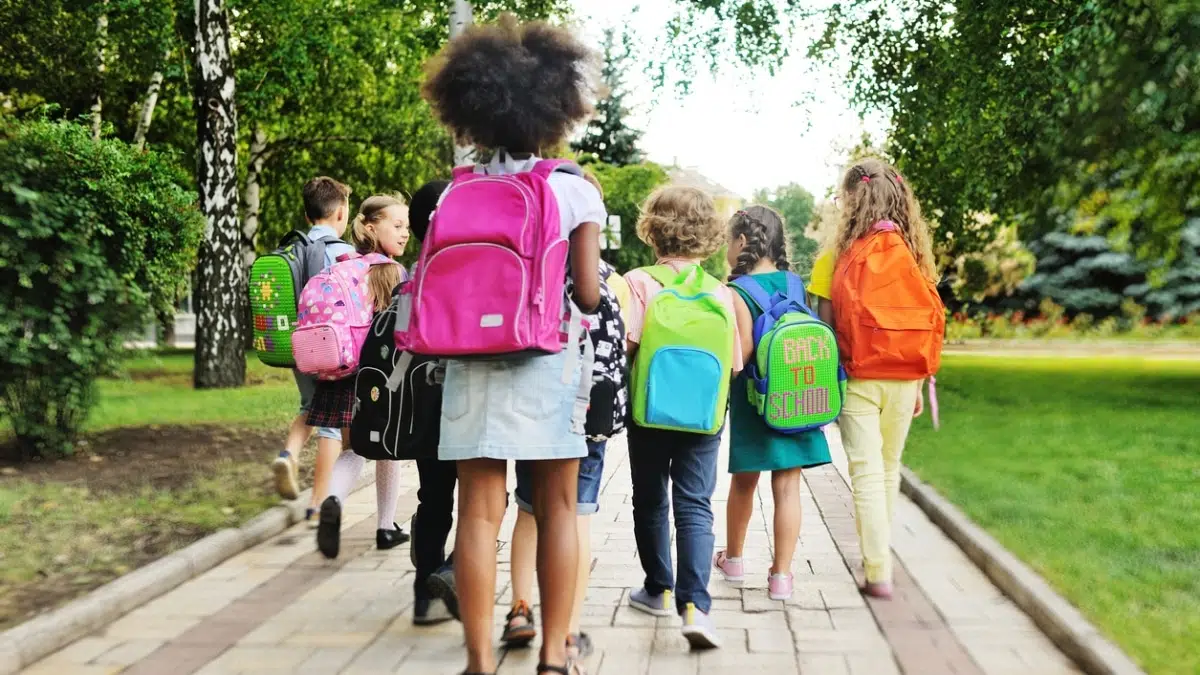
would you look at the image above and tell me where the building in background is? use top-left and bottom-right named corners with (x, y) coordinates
top-left (666, 163), bottom-right (744, 219)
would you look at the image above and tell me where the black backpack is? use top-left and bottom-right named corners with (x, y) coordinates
top-left (572, 261), bottom-right (628, 439)
top-left (351, 292), bottom-right (442, 460)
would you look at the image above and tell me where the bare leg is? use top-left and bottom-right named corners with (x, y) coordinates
top-left (284, 414), bottom-right (313, 455)
top-left (510, 508), bottom-right (538, 605)
top-left (310, 434), bottom-right (342, 509)
top-left (456, 459), bottom-right (508, 674)
top-left (531, 459), bottom-right (580, 670)
top-left (568, 514), bottom-right (591, 634)
top-left (725, 472), bottom-right (760, 558)
top-left (770, 468), bottom-right (803, 575)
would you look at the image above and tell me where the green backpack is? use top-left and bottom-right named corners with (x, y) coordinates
top-left (248, 231), bottom-right (342, 368)
top-left (731, 273), bottom-right (845, 432)
top-left (631, 264), bottom-right (736, 435)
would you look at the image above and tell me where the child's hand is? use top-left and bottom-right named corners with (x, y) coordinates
top-left (913, 393), bottom-right (924, 418)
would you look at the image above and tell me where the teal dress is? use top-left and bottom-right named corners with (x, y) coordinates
top-left (728, 271), bottom-right (833, 473)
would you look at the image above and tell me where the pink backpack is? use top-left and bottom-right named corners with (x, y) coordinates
top-left (398, 159), bottom-right (580, 357)
top-left (292, 252), bottom-right (399, 380)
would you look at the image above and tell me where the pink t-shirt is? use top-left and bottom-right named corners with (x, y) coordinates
top-left (623, 258), bottom-right (743, 373)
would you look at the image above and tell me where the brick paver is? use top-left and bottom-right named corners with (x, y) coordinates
top-left (26, 431), bottom-right (1080, 674)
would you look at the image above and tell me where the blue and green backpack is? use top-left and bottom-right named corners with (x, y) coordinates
top-left (731, 273), bottom-right (845, 433)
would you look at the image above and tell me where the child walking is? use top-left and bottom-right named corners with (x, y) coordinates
top-left (421, 16), bottom-right (604, 675)
top-left (827, 158), bottom-right (943, 598)
top-left (623, 186), bottom-right (744, 649)
top-left (713, 206), bottom-right (833, 601)
top-left (272, 177), bottom-right (357, 522)
top-left (311, 195), bottom-right (412, 559)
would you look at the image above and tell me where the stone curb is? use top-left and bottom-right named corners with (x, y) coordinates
top-left (900, 467), bottom-right (1146, 675)
top-left (0, 472), bottom-right (376, 675)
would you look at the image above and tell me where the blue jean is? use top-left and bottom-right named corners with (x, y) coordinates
top-left (515, 439), bottom-right (607, 515)
top-left (628, 423), bottom-right (722, 614)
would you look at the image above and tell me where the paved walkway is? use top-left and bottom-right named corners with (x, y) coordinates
top-left (25, 431), bottom-right (1080, 674)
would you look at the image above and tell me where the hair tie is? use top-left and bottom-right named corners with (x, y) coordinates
top-left (860, 175), bottom-right (871, 183)
top-left (895, 174), bottom-right (903, 183)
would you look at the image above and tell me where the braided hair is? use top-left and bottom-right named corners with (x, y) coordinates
top-left (728, 205), bottom-right (790, 281)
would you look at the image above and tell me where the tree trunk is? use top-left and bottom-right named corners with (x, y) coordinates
top-left (242, 125), bottom-right (268, 268)
top-left (91, 3), bottom-right (108, 140)
top-left (133, 53), bottom-right (168, 150)
top-left (450, 0), bottom-right (474, 165)
top-left (192, 0), bottom-right (245, 389)
top-left (241, 125), bottom-right (268, 351)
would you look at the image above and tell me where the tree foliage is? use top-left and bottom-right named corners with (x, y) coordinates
top-left (572, 28), bottom-right (644, 167)
top-left (0, 119), bottom-right (205, 457)
top-left (809, 0), bottom-right (1200, 264)
top-left (591, 161), bottom-right (670, 273)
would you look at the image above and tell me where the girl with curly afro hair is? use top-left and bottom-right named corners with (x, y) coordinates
top-left (617, 186), bottom-right (747, 649)
top-left (421, 15), bottom-right (606, 675)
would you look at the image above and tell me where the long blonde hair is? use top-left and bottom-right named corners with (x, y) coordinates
top-left (833, 158), bottom-right (937, 280)
top-left (636, 186), bottom-right (724, 260)
top-left (351, 194), bottom-right (407, 312)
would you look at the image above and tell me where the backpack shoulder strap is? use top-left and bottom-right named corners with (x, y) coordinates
top-left (531, 159), bottom-right (581, 178)
top-left (359, 252), bottom-right (396, 267)
top-left (730, 276), bottom-right (772, 314)
top-left (452, 164), bottom-right (475, 178)
top-left (642, 265), bottom-right (677, 288)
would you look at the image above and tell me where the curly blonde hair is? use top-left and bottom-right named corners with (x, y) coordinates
top-left (351, 194), bottom-right (407, 312)
top-left (636, 186), bottom-right (724, 260)
top-left (833, 157), bottom-right (937, 280)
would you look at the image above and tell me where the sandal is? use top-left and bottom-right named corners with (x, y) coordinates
top-left (566, 632), bottom-right (594, 660)
top-left (502, 600), bottom-right (537, 647)
top-left (537, 662), bottom-right (584, 675)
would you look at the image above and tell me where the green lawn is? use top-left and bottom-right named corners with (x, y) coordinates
top-left (0, 351), bottom-right (305, 628)
top-left (91, 350), bottom-right (296, 430)
top-left (906, 355), bottom-right (1200, 675)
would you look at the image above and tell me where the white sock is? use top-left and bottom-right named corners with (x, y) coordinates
top-left (375, 461), bottom-right (401, 530)
top-left (328, 451), bottom-right (365, 504)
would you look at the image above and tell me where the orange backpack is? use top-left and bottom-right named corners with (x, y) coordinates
top-left (831, 222), bottom-right (944, 380)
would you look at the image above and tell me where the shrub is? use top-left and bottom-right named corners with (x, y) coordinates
top-left (0, 119), bottom-right (205, 458)
top-left (589, 161), bottom-right (670, 273)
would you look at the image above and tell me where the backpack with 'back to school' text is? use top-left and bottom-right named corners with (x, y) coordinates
top-left (831, 221), bottom-right (944, 380)
top-left (292, 253), bottom-right (398, 380)
top-left (398, 158), bottom-right (581, 358)
top-left (631, 264), bottom-right (736, 435)
top-left (249, 231), bottom-right (344, 368)
top-left (351, 288), bottom-right (443, 461)
top-left (731, 273), bottom-right (845, 433)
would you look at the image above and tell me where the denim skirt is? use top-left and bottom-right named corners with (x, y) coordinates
top-left (438, 349), bottom-right (587, 461)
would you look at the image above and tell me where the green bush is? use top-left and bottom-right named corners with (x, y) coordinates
top-left (0, 119), bottom-right (205, 458)
top-left (590, 161), bottom-right (669, 273)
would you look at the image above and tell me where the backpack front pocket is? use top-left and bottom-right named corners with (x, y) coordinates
top-left (644, 347), bottom-right (722, 432)
top-left (292, 324), bottom-right (345, 375)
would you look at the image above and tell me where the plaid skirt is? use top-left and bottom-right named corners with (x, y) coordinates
top-left (305, 377), bottom-right (356, 429)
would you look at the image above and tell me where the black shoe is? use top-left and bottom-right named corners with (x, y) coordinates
top-left (376, 523), bottom-right (410, 550)
top-left (316, 496), bottom-right (341, 559)
top-left (413, 589), bottom-right (454, 626)
top-left (427, 564), bottom-right (460, 622)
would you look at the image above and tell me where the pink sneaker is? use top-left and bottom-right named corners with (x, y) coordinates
top-left (712, 550), bottom-right (745, 583)
top-left (768, 573), bottom-right (793, 601)
top-left (861, 581), bottom-right (894, 599)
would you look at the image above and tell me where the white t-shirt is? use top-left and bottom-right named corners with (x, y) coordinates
top-left (479, 153), bottom-right (607, 236)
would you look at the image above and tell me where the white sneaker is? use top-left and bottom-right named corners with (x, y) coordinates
top-left (680, 603), bottom-right (721, 650)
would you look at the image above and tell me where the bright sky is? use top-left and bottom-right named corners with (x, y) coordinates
top-left (570, 0), bottom-right (888, 201)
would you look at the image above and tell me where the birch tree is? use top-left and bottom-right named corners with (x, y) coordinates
top-left (192, 0), bottom-right (245, 388)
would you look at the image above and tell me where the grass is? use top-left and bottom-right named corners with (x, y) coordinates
top-left (905, 355), bottom-right (1200, 675)
top-left (0, 351), bottom-right (305, 628)
top-left (91, 350), bottom-right (296, 430)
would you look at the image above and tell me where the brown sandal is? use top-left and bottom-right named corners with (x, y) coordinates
top-left (502, 600), bottom-right (537, 647)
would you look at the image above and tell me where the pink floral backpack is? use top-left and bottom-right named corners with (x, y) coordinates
top-left (292, 252), bottom-right (399, 380)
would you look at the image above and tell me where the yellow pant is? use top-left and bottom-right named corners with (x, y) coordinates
top-left (838, 378), bottom-right (921, 583)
